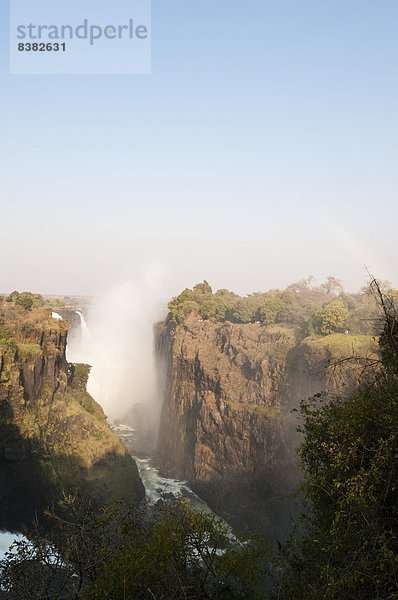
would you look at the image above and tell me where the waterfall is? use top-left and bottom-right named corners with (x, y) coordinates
top-left (66, 310), bottom-right (92, 364)
top-left (76, 310), bottom-right (91, 348)
top-left (66, 275), bottom-right (165, 440)
top-left (81, 281), bottom-right (163, 427)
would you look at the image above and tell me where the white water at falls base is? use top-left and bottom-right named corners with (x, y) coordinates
top-left (112, 423), bottom-right (211, 510)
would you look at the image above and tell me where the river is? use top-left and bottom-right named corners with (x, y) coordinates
top-left (112, 422), bottom-right (211, 511)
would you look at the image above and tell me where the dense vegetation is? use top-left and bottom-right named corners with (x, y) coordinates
top-left (2, 291), bottom-right (66, 314)
top-left (275, 282), bottom-right (398, 598)
top-left (0, 496), bottom-right (267, 599)
top-left (0, 293), bottom-right (56, 343)
top-left (166, 277), bottom-right (387, 338)
top-left (0, 292), bottom-right (69, 348)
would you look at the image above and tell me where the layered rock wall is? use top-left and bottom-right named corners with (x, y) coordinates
top-left (0, 309), bottom-right (144, 530)
top-left (156, 317), bottom-right (377, 535)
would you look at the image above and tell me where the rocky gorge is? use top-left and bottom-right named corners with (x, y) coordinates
top-left (155, 315), bottom-right (378, 537)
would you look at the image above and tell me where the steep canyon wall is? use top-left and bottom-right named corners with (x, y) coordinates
top-left (155, 317), bottom-right (377, 536)
top-left (0, 308), bottom-right (144, 531)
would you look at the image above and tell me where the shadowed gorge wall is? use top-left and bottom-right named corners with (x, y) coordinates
top-left (155, 316), bottom-right (378, 537)
top-left (0, 303), bottom-right (144, 531)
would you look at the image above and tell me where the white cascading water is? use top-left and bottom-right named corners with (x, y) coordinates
top-left (65, 278), bottom-right (212, 510)
top-left (84, 282), bottom-right (159, 424)
top-left (67, 275), bottom-right (165, 425)
top-left (66, 311), bottom-right (93, 365)
top-left (76, 311), bottom-right (91, 346)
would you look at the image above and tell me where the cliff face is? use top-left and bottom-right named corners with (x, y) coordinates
top-left (0, 305), bottom-right (144, 531)
top-left (156, 317), bottom-right (377, 536)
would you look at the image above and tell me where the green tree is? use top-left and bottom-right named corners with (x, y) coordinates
top-left (193, 280), bottom-right (213, 296)
top-left (15, 292), bottom-right (35, 311)
top-left (5, 291), bottom-right (44, 311)
top-left (6, 291), bottom-right (19, 303)
top-left (167, 288), bottom-right (199, 325)
top-left (313, 298), bottom-right (349, 335)
top-left (257, 297), bottom-right (284, 325)
top-left (226, 299), bottom-right (256, 323)
top-left (0, 496), bottom-right (269, 600)
top-left (88, 500), bottom-right (267, 600)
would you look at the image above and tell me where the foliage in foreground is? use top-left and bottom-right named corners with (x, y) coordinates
top-left (0, 496), bottom-right (268, 600)
top-left (275, 282), bottom-right (398, 599)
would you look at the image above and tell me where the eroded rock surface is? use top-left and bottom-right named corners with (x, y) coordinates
top-left (156, 317), bottom-right (377, 537)
top-left (0, 304), bottom-right (144, 531)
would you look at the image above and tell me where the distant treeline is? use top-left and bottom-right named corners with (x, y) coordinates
top-left (167, 277), bottom-right (392, 337)
top-left (2, 291), bottom-right (66, 311)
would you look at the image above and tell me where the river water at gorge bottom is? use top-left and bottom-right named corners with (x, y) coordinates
top-left (112, 423), bottom-right (212, 512)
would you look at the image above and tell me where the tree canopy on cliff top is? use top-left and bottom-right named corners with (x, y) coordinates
top-left (0, 293), bottom-right (66, 346)
top-left (166, 277), bottom-right (384, 337)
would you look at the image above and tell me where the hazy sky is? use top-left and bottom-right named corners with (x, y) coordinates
top-left (1, 0), bottom-right (397, 298)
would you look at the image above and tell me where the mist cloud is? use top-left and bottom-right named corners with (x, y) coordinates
top-left (68, 269), bottom-right (166, 423)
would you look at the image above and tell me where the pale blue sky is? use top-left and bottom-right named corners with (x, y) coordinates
top-left (1, 0), bottom-right (397, 296)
